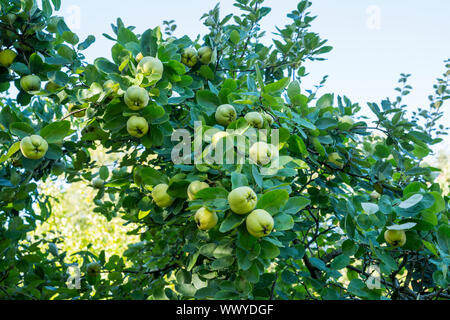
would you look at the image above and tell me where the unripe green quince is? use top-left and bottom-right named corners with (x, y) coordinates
top-left (249, 141), bottom-right (276, 165)
top-left (211, 131), bottom-right (229, 147)
top-left (246, 209), bottom-right (274, 238)
top-left (194, 207), bottom-right (218, 230)
top-left (245, 112), bottom-right (264, 128)
top-left (92, 177), bottom-right (105, 189)
top-left (215, 104), bottom-right (237, 126)
top-left (384, 229), bottom-right (406, 247)
top-left (68, 103), bottom-right (86, 118)
top-left (187, 180), bottom-right (209, 200)
top-left (152, 183), bottom-right (174, 208)
top-left (127, 116), bottom-right (149, 138)
top-left (103, 80), bottom-right (119, 93)
top-left (262, 112), bottom-right (274, 126)
top-left (45, 81), bottom-right (62, 92)
top-left (338, 115), bottom-right (354, 130)
top-left (20, 135), bottom-right (48, 160)
top-left (20, 74), bottom-right (41, 93)
top-left (370, 190), bottom-right (381, 200)
top-left (228, 186), bottom-right (257, 215)
top-left (181, 48), bottom-right (198, 68)
top-left (327, 152), bottom-right (344, 169)
top-left (0, 49), bottom-right (17, 67)
top-left (124, 86), bottom-right (149, 110)
top-left (137, 56), bottom-right (164, 76)
top-left (198, 46), bottom-right (213, 64)
top-left (86, 262), bottom-right (101, 277)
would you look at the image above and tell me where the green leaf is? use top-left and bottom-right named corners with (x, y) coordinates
top-left (242, 263), bottom-right (260, 283)
top-left (229, 30), bottom-right (240, 45)
top-left (231, 172), bottom-right (248, 189)
top-left (374, 144), bottom-right (390, 158)
top-left (356, 214), bottom-right (371, 230)
top-left (94, 58), bottom-right (119, 74)
top-left (256, 189), bottom-right (289, 215)
top-left (220, 214), bottom-right (246, 233)
top-left (288, 135), bottom-right (308, 156)
top-left (29, 53), bottom-right (44, 74)
top-left (291, 93), bottom-right (308, 108)
top-left (139, 167), bottom-right (168, 186)
top-left (62, 31), bottom-right (79, 45)
top-left (142, 103), bottom-right (165, 120)
top-left (42, 0), bottom-right (52, 16)
top-left (341, 240), bottom-right (358, 256)
top-left (374, 249), bottom-right (397, 271)
top-left (45, 143), bottom-right (62, 160)
top-left (167, 60), bottom-right (186, 75)
top-left (315, 117), bottom-right (338, 130)
top-left (0, 142), bottom-right (20, 164)
top-left (296, 117), bottom-right (316, 130)
top-left (187, 251), bottom-right (199, 271)
top-left (403, 182), bottom-right (426, 196)
top-left (397, 193), bottom-right (435, 218)
top-left (51, 0), bottom-right (61, 10)
top-left (40, 121), bottom-right (71, 143)
top-left (99, 166), bottom-right (109, 180)
top-left (9, 122), bottom-right (35, 138)
top-left (316, 46), bottom-right (333, 54)
top-left (436, 225), bottom-right (450, 255)
top-left (167, 180), bottom-right (190, 198)
top-left (281, 270), bottom-right (297, 285)
top-left (422, 192), bottom-right (445, 215)
top-left (236, 247), bottom-right (252, 271)
top-left (140, 28), bottom-right (158, 57)
top-left (316, 93), bottom-right (333, 108)
top-left (211, 256), bottom-right (235, 270)
top-left (287, 80), bottom-right (300, 100)
top-left (195, 187), bottom-right (229, 200)
top-left (361, 202), bottom-right (379, 214)
top-left (11, 62), bottom-right (30, 75)
top-left (138, 210), bottom-right (151, 219)
top-left (347, 279), bottom-right (368, 297)
top-left (47, 71), bottom-right (69, 86)
top-left (195, 287), bottom-right (218, 299)
top-left (78, 35), bottom-right (96, 51)
top-left (196, 90), bottom-right (219, 113)
top-left (274, 213), bottom-right (294, 231)
top-left (199, 65), bottom-right (215, 80)
top-left (421, 211), bottom-right (438, 226)
top-left (117, 26), bottom-right (139, 46)
top-left (422, 240), bottom-right (438, 257)
top-left (214, 290), bottom-right (238, 299)
top-left (331, 254), bottom-right (350, 270)
top-left (263, 77), bottom-right (290, 93)
top-left (283, 196), bottom-right (310, 214)
top-left (260, 240), bottom-right (280, 259)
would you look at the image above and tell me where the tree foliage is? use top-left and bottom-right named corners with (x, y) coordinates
top-left (0, 0), bottom-right (449, 300)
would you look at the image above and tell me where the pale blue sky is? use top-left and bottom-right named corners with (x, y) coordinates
top-left (57, 0), bottom-right (450, 152)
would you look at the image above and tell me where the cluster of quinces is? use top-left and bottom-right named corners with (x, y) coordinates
top-left (1, 43), bottom-right (407, 247)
